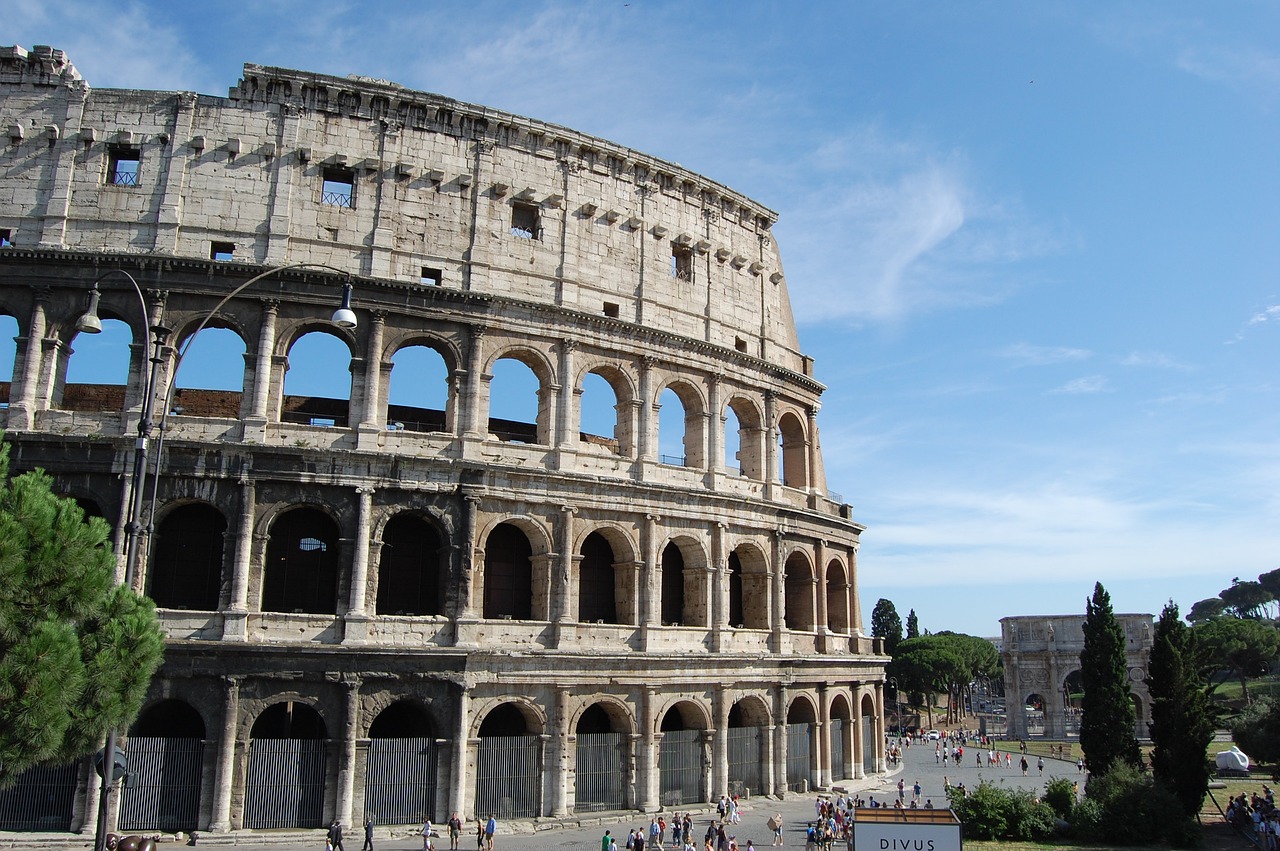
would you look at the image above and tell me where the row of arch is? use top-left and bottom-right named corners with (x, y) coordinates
top-left (141, 500), bottom-right (854, 634)
top-left (1, 297), bottom-right (820, 487)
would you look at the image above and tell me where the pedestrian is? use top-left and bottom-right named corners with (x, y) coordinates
top-left (485, 815), bottom-right (497, 851)
top-left (363, 816), bottom-right (374, 851)
top-left (329, 821), bottom-right (346, 851)
top-left (912, 781), bottom-right (920, 802)
top-left (1077, 757), bottom-right (1084, 772)
top-left (1020, 756), bottom-right (1028, 776)
top-left (604, 831), bottom-right (614, 851)
top-left (636, 826), bottom-right (647, 851)
top-left (421, 819), bottom-right (433, 851)
top-left (475, 820), bottom-right (485, 851)
top-left (448, 814), bottom-right (463, 851)
top-left (768, 813), bottom-right (783, 847)
top-left (1037, 757), bottom-right (1044, 775)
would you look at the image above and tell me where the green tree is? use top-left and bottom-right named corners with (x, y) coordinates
top-left (1220, 578), bottom-right (1273, 620)
top-left (0, 441), bottom-right (165, 789)
top-left (1079, 582), bottom-right (1140, 777)
top-left (871, 598), bottom-right (903, 655)
top-left (1146, 601), bottom-right (1215, 819)
top-left (905, 609), bottom-right (920, 640)
top-left (1231, 697), bottom-right (1280, 765)
top-left (887, 635), bottom-right (964, 728)
top-left (1194, 615), bottom-right (1280, 704)
top-left (1186, 597), bottom-right (1226, 625)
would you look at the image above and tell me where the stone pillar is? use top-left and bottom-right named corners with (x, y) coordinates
top-left (345, 487), bottom-right (375, 643)
top-left (357, 311), bottom-right (386, 445)
top-left (639, 688), bottom-right (658, 811)
top-left (770, 530), bottom-right (785, 654)
top-left (244, 300), bottom-right (279, 440)
top-left (712, 688), bottom-right (729, 800)
top-left (337, 678), bottom-right (361, 827)
top-left (761, 724), bottom-right (777, 796)
top-left (773, 687), bottom-right (788, 795)
top-left (852, 694), bottom-right (864, 781)
top-left (710, 522), bottom-right (726, 650)
top-left (639, 514), bottom-right (660, 644)
top-left (817, 685), bottom-right (830, 790)
top-left (706, 373), bottom-right (723, 488)
top-left (209, 676), bottom-right (241, 832)
top-left (552, 506), bottom-right (576, 647)
top-left (461, 326), bottom-right (486, 441)
top-left (152, 92), bottom-right (197, 254)
top-left (848, 543), bottom-right (863, 635)
top-left (806, 404), bottom-right (823, 495)
top-left (456, 494), bottom-right (481, 621)
top-left (636, 357), bottom-right (656, 475)
top-left (814, 540), bottom-right (829, 640)
top-left (875, 684), bottom-right (887, 773)
top-left (449, 684), bottom-right (470, 819)
top-left (7, 291), bottom-right (48, 430)
top-left (555, 339), bottom-right (577, 449)
top-left (223, 479), bottom-right (255, 641)
top-left (764, 391), bottom-right (778, 500)
top-left (550, 688), bottom-right (570, 817)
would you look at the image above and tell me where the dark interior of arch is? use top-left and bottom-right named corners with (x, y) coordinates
top-left (727, 552), bottom-right (744, 627)
top-left (483, 522), bottom-right (532, 620)
top-left (576, 704), bottom-right (613, 734)
top-left (150, 503), bottom-right (226, 611)
top-left (660, 543), bottom-right (684, 626)
top-left (660, 706), bottom-right (696, 732)
top-left (129, 699), bottom-right (206, 738)
top-left (368, 700), bottom-right (435, 738)
top-left (377, 514), bottom-right (444, 616)
top-left (251, 701), bottom-right (327, 739)
top-left (478, 703), bottom-right (528, 737)
top-left (262, 507), bottom-right (339, 614)
top-left (786, 701), bottom-right (817, 724)
top-left (578, 531), bottom-right (617, 623)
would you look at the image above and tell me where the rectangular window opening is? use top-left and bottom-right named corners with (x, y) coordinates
top-left (107, 146), bottom-right (141, 186)
top-left (421, 267), bottom-right (443, 286)
top-left (671, 246), bottom-right (693, 282)
top-left (321, 166), bottom-right (355, 208)
top-left (210, 241), bottom-right (235, 261)
top-left (510, 203), bottom-right (540, 239)
top-left (603, 302), bottom-right (620, 319)
top-left (735, 337), bottom-right (748, 353)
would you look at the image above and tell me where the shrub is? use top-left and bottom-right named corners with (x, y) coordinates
top-left (950, 781), bottom-right (1055, 841)
top-left (1043, 776), bottom-right (1076, 820)
top-left (1076, 763), bottom-right (1190, 846)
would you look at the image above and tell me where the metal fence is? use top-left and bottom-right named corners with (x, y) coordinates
top-left (243, 739), bottom-right (327, 829)
top-left (785, 724), bottom-right (812, 791)
top-left (658, 729), bottom-right (703, 807)
top-left (474, 735), bottom-right (539, 819)
top-left (0, 762), bottom-right (77, 831)
top-left (119, 737), bottom-right (204, 832)
top-left (364, 738), bottom-right (439, 825)
top-left (861, 716), bottom-right (876, 774)
top-left (574, 733), bottom-right (624, 812)
top-left (829, 719), bottom-right (846, 781)
top-left (726, 727), bottom-right (761, 797)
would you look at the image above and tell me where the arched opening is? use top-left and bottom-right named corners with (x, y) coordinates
top-left (785, 698), bottom-right (818, 792)
top-left (829, 695), bottom-right (853, 782)
top-left (281, 330), bottom-right (353, 427)
top-left (1024, 693), bottom-right (1046, 738)
top-left (60, 317), bottom-right (132, 412)
top-left (777, 410), bottom-right (808, 488)
top-left (367, 701), bottom-right (439, 825)
top-left (488, 356), bottom-right (545, 444)
top-left (579, 371), bottom-right (620, 453)
top-left (731, 545), bottom-right (770, 630)
top-left (727, 698), bottom-right (770, 798)
top-left (376, 514), bottom-right (444, 616)
top-left (726, 396), bottom-right (764, 480)
top-left (860, 693), bottom-right (878, 775)
top-left (121, 700), bottom-right (206, 833)
top-left (483, 523), bottom-right (533, 620)
top-left (149, 503), bottom-right (226, 611)
top-left (1061, 670), bottom-right (1083, 737)
top-left (657, 382), bottom-right (706, 469)
top-left (262, 508), bottom-right (340, 614)
top-left (169, 326), bottom-right (248, 418)
top-left (723, 405), bottom-right (742, 475)
top-left (784, 552), bottom-right (816, 631)
top-left (475, 704), bottom-right (540, 818)
top-left (245, 701), bottom-right (328, 829)
top-left (387, 343), bottom-right (450, 433)
top-left (574, 703), bottom-right (628, 813)
top-left (826, 560), bottom-right (849, 633)
top-left (728, 552), bottom-right (744, 628)
top-left (0, 313), bottom-right (18, 407)
top-left (658, 703), bottom-right (707, 806)
top-left (660, 542), bottom-right (685, 626)
top-left (578, 531), bottom-right (617, 624)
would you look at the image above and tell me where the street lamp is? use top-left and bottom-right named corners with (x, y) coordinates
top-left (73, 262), bottom-right (357, 851)
top-left (889, 676), bottom-right (902, 737)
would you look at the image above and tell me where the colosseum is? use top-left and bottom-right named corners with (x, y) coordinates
top-left (0, 45), bottom-right (885, 835)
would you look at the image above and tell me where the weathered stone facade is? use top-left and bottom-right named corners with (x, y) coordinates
top-left (1000, 614), bottom-right (1153, 740)
top-left (0, 45), bottom-right (883, 835)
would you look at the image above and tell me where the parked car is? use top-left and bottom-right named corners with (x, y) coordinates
top-left (927, 730), bottom-right (941, 740)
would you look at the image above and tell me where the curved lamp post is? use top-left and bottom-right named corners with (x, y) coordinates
top-left (73, 262), bottom-right (356, 851)
top-left (888, 676), bottom-right (901, 737)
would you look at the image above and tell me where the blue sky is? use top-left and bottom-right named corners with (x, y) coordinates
top-left (12, 1), bottom-right (1280, 637)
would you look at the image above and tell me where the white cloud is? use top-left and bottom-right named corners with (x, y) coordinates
top-left (1248, 305), bottom-right (1280, 325)
top-left (1119, 350), bottom-right (1186, 369)
top-left (998, 342), bottom-right (1092, 366)
top-left (1049, 375), bottom-right (1110, 395)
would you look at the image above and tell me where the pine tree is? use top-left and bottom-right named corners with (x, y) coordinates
top-left (1147, 601), bottom-right (1215, 818)
top-left (1078, 582), bottom-right (1140, 777)
top-left (0, 440), bottom-right (165, 789)
top-left (871, 599), bottom-right (903, 655)
top-left (906, 609), bottom-right (920, 639)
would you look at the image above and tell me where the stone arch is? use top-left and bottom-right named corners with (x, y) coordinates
top-left (783, 549), bottom-right (816, 631)
top-left (656, 700), bottom-right (710, 806)
top-left (279, 324), bottom-right (356, 427)
top-left (656, 378), bottom-right (707, 469)
top-left (577, 361), bottom-right (637, 456)
top-left (578, 530), bottom-right (619, 624)
top-left (262, 505), bottom-right (342, 614)
top-left (660, 534), bottom-right (710, 628)
top-left (480, 518), bottom-right (551, 621)
top-left (777, 408), bottom-right (809, 489)
top-left (368, 699), bottom-right (437, 738)
top-left (727, 693), bottom-right (771, 798)
top-left (375, 511), bottom-right (447, 616)
top-left (58, 312), bottom-right (135, 413)
top-left (724, 394), bottom-right (765, 480)
top-left (168, 320), bottom-right (250, 417)
top-left (486, 346), bottom-right (556, 445)
top-left (386, 337), bottom-right (457, 434)
top-left (148, 500), bottom-right (228, 611)
top-left (249, 699), bottom-right (329, 739)
top-left (472, 699), bottom-right (548, 739)
top-left (130, 698), bottom-right (208, 738)
top-left (827, 691), bottom-right (854, 782)
top-left (729, 541), bottom-right (769, 630)
top-left (474, 700), bottom-right (545, 818)
top-left (0, 311), bottom-right (20, 403)
top-left (825, 558), bottom-right (850, 633)
top-left (571, 697), bottom-right (635, 735)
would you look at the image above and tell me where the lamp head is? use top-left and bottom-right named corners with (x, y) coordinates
top-left (75, 287), bottom-right (104, 334)
top-left (331, 281), bottom-right (357, 329)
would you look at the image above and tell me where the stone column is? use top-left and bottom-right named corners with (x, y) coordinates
top-left (345, 487), bottom-right (375, 643)
top-left (770, 530), bottom-right (785, 654)
top-left (550, 688), bottom-right (570, 817)
top-left (640, 513), bottom-right (660, 643)
top-left (7, 290), bottom-right (48, 430)
top-left (817, 685), bottom-right (830, 790)
top-left (639, 688), bottom-right (658, 811)
top-left (449, 684), bottom-right (470, 819)
top-left (712, 688), bottom-right (729, 800)
top-left (460, 326), bottom-right (486, 442)
top-left (763, 391), bottom-right (778, 500)
top-left (552, 506), bottom-right (576, 648)
top-left (456, 494), bottom-right (481, 621)
top-left (209, 676), bottom-right (242, 832)
top-left (806, 404), bottom-right (823, 495)
top-left (244, 300), bottom-right (279, 441)
top-left (555, 339), bottom-right (577, 449)
top-left (710, 522), bottom-right (726, 649)
top-left (337, 678), bottom-right (361, 827)
top-left (814, 540), bottom-right (829, 639)
top-left (223, 479), bottom-right (255, 641)
top-left (773, 687), bottom-right (789, 795)
top-left (761, 724), bottom-right (777, 796)
top-left (706, 373), bottom-right (723, 488)
top-left (636, 357), bottom-right (656, 476)
top-left (357, 311), bottom-right (386, 445)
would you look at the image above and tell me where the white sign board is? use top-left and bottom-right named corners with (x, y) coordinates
top-left (854, 821), bottom-right (962, 851)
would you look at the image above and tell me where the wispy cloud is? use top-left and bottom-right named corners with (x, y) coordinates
top-left (998, 342), bottom-right (1092, 366)
top-left (1228, 304), bottom-right (1280, 342)
top-left (1050, 375), bottom-right (1110, 395)
top-left (1119, 350), bottom-right (1187, 369)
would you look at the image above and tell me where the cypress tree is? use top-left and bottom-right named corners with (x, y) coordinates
top-left (1147, 601), bottom-right (1215, 817)
top-left (1078, 582), bottom-right (1141, 777)
top-left (0, 439), bottom-right (165, 788)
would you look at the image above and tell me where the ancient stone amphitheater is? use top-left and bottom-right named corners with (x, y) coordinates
top-left (0, 45), bottom-right (884, 836)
